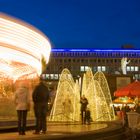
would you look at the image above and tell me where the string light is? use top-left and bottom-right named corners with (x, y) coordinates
top-left (50, 68), bottom-right (115, 122)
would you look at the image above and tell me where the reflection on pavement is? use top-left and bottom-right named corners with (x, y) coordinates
top-left (0, 123), bottom-right (108, 140)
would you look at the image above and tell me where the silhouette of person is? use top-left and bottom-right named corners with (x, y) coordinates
top-left (80, 95), bottom-right (88, 124)
top-left (85, 106), bottom-right (91, 125)
top-left (32, 79), bottom-right (50, 134)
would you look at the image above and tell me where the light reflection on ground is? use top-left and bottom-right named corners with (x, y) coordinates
top-left (0, 123), bottom-right (108, 140)
top-left (48, 123), bottom-right (107, 133)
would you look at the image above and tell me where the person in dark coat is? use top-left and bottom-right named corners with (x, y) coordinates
top-left (85, 107), bottom-right (91, 125)
top-left (32, 79), bottom-right (50, 134)
top-left (80, 95), bottom-right (88, 124)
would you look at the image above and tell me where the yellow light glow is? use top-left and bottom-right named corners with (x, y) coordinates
top-left (49, 68), bottom-right (115, 122)
top-left (49, 69), bottom-right (80, 122)
top-left (0, 13), bottom-right (51, 80)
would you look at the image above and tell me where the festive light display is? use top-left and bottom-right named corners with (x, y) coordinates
top-left (49, 68), bottom-right (80, 121)
top-left (49, 68), bottom-right (115, 122)
top-left (0, 13), bottom-right (51, 81)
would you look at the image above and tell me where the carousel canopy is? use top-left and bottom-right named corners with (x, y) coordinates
top-left (114, 80), bottom-right (140, 97)
top-left (0, 13), bottom-right (51, 80)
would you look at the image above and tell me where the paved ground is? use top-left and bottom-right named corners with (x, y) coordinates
top-left (0, 122), bottom-right (114, 140)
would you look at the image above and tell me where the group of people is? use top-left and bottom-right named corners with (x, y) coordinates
top-left (114, 103), bottom-right (140, 127)
top-left (14, 78), bottom-right (91, 135)
top-left (14, 78), bottom-right (50, 135)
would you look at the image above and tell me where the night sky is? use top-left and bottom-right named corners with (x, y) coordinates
top-left (1, 0), bottom-right (140, 49)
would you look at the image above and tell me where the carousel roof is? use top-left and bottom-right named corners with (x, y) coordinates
top-left (0, 13), bottom-right (51, 80)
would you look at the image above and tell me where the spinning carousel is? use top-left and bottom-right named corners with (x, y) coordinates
top-left (0, 13), bottom-right (51, 118)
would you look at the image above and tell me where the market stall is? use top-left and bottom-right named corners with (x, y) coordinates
top-left (114, 80), bottom-right (140, 97)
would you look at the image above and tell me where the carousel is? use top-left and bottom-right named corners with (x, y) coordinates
top-left (0, 13), bottom-right (51, 118)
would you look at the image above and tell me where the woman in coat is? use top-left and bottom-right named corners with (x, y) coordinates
top-left (15, 83), bottom-right (30, 135)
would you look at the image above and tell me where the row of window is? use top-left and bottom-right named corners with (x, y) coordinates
top-left (80, 66), bottom-right (106, 72)
top-left (47, 65), bottom-right (139, 73)
top-left (42, 72), bottom-right (140, 81)
top-left (41, 74), bottom-right (59, 80)
top-left (80, 66), bottom-right (139, 72)
top-left (53, 58), bottom-right (140, 63)
top-left (44, 66), bottom-right (139, 80)
top-left (127, 66), bottom-right (139, 71)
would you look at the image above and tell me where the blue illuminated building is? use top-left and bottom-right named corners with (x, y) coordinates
top-left (44, 48), bottom-right (140, 80)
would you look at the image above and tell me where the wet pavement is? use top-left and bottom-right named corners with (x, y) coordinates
top-left (0, 121), bottom-right (125, 140)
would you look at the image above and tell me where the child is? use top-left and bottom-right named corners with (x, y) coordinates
top-left (86, 107), bottom-right (91, 125)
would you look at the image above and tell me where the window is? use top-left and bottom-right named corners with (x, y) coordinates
top-left (80, 66), bottom-right (85, 71)
top-left (93, 67), bottom-right (97, 72)
top-left (97, 66), bottom-right (101, 71)
top-left (85, 66), bottom-right (90, 71)
top-left (134, 74), bottom-right (139, 80)
top-left (135, 66), bottom-right (139, 71)
top-left (127, 66), bottom-right (130, 71)
top-left (102, 66), bottom-right (106, 71)
top-left (46, 74), bottom-right (50, 79)
top-left (54, 74), bottom-right (58, 79)
top-left (80, 66), bottom-right (90, 71)
top-left (41, 74), bottom-right (46, 79)
top-left (97, 66), bottom-right (106, 72)
top-left (50, 74), bottom-right (54, 79)
top-left (131, 66), bottom-right (134, 71)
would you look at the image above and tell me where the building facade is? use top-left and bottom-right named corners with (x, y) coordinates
top-left (44, 49), bottom-right (140, 81)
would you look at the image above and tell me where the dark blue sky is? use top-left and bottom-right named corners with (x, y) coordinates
top-left (1, 0), bottom-right (140, 49)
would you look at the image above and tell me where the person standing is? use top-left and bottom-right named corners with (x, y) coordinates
top-left (14, 83), bottom-right (30, 135)
top-left (32, 79), bottom-right (50, 134)
top-left (136, 103), bottom-right (140, 114)
top-left (85, 107), bottom-right (91, 125)
top-left (80, 95), bottom-right (88, 124)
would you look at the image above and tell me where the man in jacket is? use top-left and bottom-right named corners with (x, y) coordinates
top-left (80, 95), bottom-right (88, 124)
top-left (32, 79), bottom-right (50, 134)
